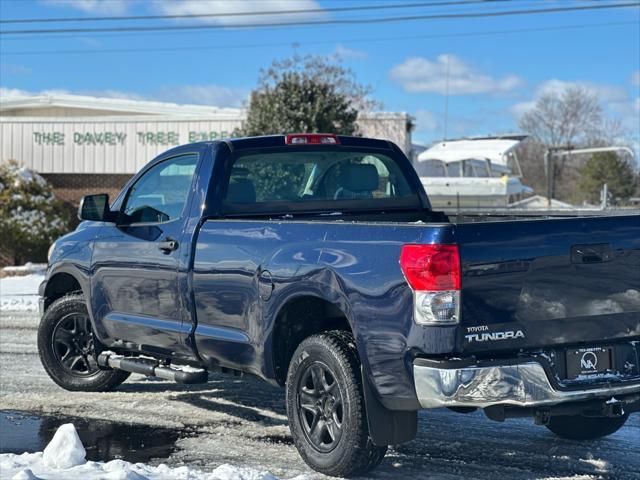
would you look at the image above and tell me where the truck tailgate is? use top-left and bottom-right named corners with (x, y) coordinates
top-left (456, 215), bottom-right (640, 355)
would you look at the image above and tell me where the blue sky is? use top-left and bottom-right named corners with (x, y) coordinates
top-left (1, 0), bottom-right (639, 146)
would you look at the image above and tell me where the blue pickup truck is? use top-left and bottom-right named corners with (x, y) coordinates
top-left (39, 134), bottom-right (640, 476)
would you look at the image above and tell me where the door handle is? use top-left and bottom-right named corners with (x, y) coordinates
top-left (571, 243), bottom-right (612, 264)
top-left (158, 238), bottom-right (179, 253)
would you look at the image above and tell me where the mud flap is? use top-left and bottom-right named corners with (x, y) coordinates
top-left (362, 367), bottom-right (418, 446)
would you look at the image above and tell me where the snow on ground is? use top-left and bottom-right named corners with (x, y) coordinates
top-left (2, 263), bottom-right (47, 276)
top-left (0, 273), bottom-right (43, 312)
top-left (0, 423), bottom-right (294, 480)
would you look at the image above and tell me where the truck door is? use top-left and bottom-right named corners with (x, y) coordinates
top-left (90, 153), bottom-right (199, 355)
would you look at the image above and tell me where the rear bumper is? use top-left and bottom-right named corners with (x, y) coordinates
top-left (413, 359), bottom-right (640, 409)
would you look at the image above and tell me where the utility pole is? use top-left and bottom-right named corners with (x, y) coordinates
top-left (544, 148), bottom-right (558, 209)
top-left (601, 183), bottom-right (609, 209)
top-left (443, 55), bottom-right (450, 142)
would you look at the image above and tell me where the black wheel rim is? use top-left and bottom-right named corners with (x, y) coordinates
top-left (51, 313), bottom-right (99, 376)
top-left (297, 361), bottom-right (344, 453)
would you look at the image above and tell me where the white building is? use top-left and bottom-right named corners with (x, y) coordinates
top-left (0, 93), bottom-right (414, 204)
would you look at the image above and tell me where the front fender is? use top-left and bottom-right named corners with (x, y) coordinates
top-left (41, 222), bottom-right (103, 338)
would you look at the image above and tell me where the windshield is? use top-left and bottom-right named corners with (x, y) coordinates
top-left (415, 158), bottom-right (496, 178)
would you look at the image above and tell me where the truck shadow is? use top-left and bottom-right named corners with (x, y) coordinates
top-left (120, 372), bottom-right (289, 426)
top-left (172, 374), bottom-right (288, 426)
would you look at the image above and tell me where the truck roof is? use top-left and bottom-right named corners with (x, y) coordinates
top-left (157, 134), bottom-right (401, 159)
top-left (225, 134), bottom-right (398, 152)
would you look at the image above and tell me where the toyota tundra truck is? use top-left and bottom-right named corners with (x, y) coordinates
top-left (38, 134), bottom-right (640, 477)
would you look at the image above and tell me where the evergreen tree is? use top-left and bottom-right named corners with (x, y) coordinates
top-left (577, 152), bottom-right (636, 205)
top-left (240, 54), bottom-right (377, 136)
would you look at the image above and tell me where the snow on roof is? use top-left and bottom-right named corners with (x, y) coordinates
top-left (0, 93), bottom-right (245, 119)
top-left (417, 135), bottom-right (527, 166)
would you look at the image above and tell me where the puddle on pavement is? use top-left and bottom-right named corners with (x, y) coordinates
top-left (256, 433), bottom-right (293, 445)
top-left (0, 410), bottom-right (191, 463)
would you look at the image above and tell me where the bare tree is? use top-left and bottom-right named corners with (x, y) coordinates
top-left (517, 86), bottom-right (629, 202)
top-left (518, 86), bottom-right (603, 147)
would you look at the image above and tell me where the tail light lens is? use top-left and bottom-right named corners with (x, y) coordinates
top-left (400, 244), bottom-right (461, 325)
top-left (400, 244), bottom-right (460, 291)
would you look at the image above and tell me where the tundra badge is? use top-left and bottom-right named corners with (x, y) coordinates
top-left (464, 325), bottom-right (525, 343)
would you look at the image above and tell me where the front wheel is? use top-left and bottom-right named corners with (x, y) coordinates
top-left (546, 413), bottom-right (629, 440)
top-left (285, 330), bottom-right (387, 477)
top-left (38, 293), bottom-right (130, 392)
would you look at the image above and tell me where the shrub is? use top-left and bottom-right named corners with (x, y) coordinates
top-left (0, 160), bottom-right (69, 265)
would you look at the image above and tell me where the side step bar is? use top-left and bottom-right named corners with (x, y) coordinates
top-left (97, 352), bottom-right (208, 384)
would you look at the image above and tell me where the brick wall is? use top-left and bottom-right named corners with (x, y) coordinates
top-left (42, 173), bottom-right (132, 208)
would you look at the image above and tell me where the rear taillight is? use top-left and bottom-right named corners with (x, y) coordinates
top-left (400, 244), bottom-right (461, 325)
top-left (285, 134), bottom-right (339, 145)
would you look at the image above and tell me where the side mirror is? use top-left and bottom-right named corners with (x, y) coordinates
top-left (78, 194), bottom-right (114, 222)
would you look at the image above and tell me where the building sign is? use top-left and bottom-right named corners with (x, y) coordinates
top-left (32, 130), bottom-right (236, 147)
top-left (32, 132), bottom-right (65, 145)
top-left (1, 119), bottom-right (246, 174)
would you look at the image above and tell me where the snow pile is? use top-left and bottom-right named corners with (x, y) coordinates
top-left (0, 273), bottom-right (43, 312)
top-left (0, 424), bottom-right (291, 480)
top-left (13, 166), bottom-right (47, 189)
top-left (2, 262), bottom-right (47, 276)
top-left (42, 424), bottom-right (86, 469)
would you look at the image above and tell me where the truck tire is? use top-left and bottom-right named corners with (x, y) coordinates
top-left (285, 330), bottom-right (387, 477)
top-left (38, 293), bottom-right (130, 392)
top-left (546, 413), bottom-right (629, 440)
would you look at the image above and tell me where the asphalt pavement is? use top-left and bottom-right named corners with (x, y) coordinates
top-left (1, 311), bottom-right (638, 480)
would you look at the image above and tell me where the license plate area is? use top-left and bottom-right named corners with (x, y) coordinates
top-left (565, 347), bottom-right (612, 380)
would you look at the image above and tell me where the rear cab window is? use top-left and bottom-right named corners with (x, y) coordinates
top-left (220, 145), bottom-right (422, 215)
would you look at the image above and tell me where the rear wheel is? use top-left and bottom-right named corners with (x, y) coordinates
top-left (38, 293), bottom-right (130, 391)
top-left (285, 330), bottom-right (387, 477)
top-left (546, 413), bottom-right (629, 440)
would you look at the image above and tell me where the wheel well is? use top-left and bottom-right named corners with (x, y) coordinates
top-left (272, 296), bottom-right (352, 386)
top-left (44, 273), bottom-right (82, 311)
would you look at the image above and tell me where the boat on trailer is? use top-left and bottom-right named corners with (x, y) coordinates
top-left (414, 135), bottom-right (533, 209)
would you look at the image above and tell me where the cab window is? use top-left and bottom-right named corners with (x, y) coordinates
top-left (224, 150), bottom-right (414, 205)
top-left (122, 154), bottom-right (198, 224)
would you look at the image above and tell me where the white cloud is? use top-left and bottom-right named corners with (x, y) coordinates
top-left (155, 84), bottom-right (249, 108)
top-left (537, 79), bottom-right (627, 104)
top-left (332, 44), bottom-right (367, 61)
top-left (414, 109), bottom-right (439, 132)
top-left (510, 79), bottom-right (632, 118)
top-left (0, 87), bottom-right (145, 100)
top-left (44, 0), bottom-right (325, 23)
top-left (0, 87), bottom-right (30, 98)
top-left (0, 85), bottom-right (248, 109)
top-left (509, 100), bottom-right (536, 118)
top-left (43, 0), bottom-right (129, 15)
top-left (153, 0), bottom-right (323, 25)
top-left (510, 79), bottom-right (640, 153)
top-left (390, 54), bottom-right (523, 96)
top-left (632, 71), bottom-right (640, 86)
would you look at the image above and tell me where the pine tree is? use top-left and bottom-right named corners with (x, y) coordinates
top-left (577, 152), bottom-right (636, 205)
